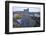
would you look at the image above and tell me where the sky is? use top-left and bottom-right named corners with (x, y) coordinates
top-left (13, 7), bottom-right (40, 12)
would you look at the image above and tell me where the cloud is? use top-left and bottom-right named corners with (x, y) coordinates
top-left (13, 7), bottom-right (40, 12)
